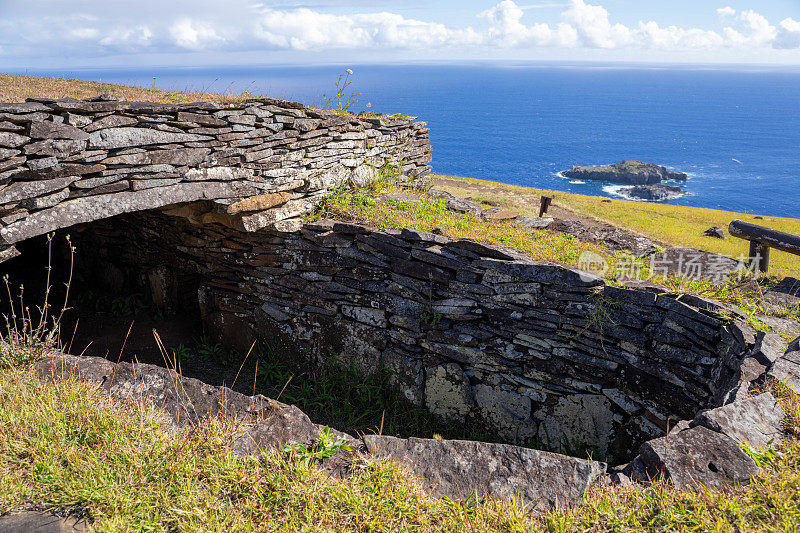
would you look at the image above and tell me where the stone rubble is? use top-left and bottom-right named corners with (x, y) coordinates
top-left (614, 335), bottom-right (797, 489)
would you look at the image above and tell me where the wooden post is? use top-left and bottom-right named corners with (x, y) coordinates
top-left (539, 196), bottom-right (552, 217)
top-left (749, 241), bottom-right (770, 273)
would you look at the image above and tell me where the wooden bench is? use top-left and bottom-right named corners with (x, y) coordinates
top-left (728, 219), bottom-right (800, 273)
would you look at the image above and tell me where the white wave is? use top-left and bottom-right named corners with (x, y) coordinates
top-left (602, 185), bottom-right (631, 199)
top-left (732, 158), bottom-right (743, 165)
top-left (568, 180), bottom-right (586, 184)
top-left (602, 184), bottom-right (688, 202)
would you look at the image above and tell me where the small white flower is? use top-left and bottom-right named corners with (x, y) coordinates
top-left (346, 69), bottom-right (353, 75)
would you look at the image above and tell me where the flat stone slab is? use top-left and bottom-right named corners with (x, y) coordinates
top-left (1, 182), bottom-right (259, 244)
top-left (763, 277), bottom-right (800, 308)
top-left (481, 208), bottom-right (520, 220)
top-left (86, 127), bottom-right (211, 149)
top-left (33, 354), bottom-right (351, 453)
top-left (650, 248), bottom-right (743, 281)
top-left (376, 192), bottom-right (420, 202)
top-left (692, 392), bottom-right (784, 449)
top-left (515, 216), bottom-right (553, 229)
top-left (582, 227), bottom-right (658, 257)
top-left (0, 510), bottom-right (89, 532)
top-left (749, 332), bottom-right (789, 367)
top-left (547, 218), bottom-right (657, 256)
top-left (755, 316), bottom-right (800, 340)
top-left (363, 435), bottom-right (605, 510)
top-left (639, 425), bottom-right (758, 489)
top-left (767, 338), bottom-right (800, 393)
top-left (427, 189), bottom-right (482, 214)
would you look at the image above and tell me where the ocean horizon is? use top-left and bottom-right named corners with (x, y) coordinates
top-left (11, 62), bottom-right (800, 218)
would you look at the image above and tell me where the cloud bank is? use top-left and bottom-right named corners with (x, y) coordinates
top-left (0, 0), bottom-right (798, 63)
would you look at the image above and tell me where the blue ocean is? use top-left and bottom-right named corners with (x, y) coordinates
top-left (17, 63), bottom-right (800, 218)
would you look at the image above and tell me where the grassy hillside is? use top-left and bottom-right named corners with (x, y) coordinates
top-left (0, 74), bottom-right (252, 104)
top-left (434, 175), bottom-right (800, 278)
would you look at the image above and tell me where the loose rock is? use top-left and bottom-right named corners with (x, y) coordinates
top-left (362, 435), bottom-right (606, 510)
top-left (638, 425), bottom-right (758, 489)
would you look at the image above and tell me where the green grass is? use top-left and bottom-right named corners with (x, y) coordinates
top-left (434, 174), bottom-right (800, 278)
top-left (310, 172), bottom-right (797, 338)
top-left (2, 362), bottom-right (800, 531)
top-left (311, 177), bottom-right (621, 273)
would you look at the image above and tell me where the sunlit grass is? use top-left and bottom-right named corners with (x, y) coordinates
top-left (0, 74), bottom-right (260, 104)
top-left (311, 181), bottom-right (621, 271)
top-left (1, 363), bottom-right (800, 531)
top-left (435, 174), bottom-right (800, 278)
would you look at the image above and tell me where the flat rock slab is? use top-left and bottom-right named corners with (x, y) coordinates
top-left (376, 192), bottom-right (420, 202)
top-left (515, 216), bottom-right (553, 229)
top-left (86, 127), bottom-right (211, 149)
top-left (755, 316), bottom-right (800, 339)
top-left (0, 182), bottom-right (259, 244)
top-left (639, 425), bottom-right (758, 490)
top-left (547, 218), bottom-right (657, 256)
top-left (651, 248), bottom-right (742, 281)
top-left (427, 189), bottom-right (482, 214)
top-left (692, 392), bottom-right (784, 449)
top-left (582, 227), bottom-right (658, 257)
top-left (749, 331), bottom-right (789, 367)
top-left (763, 277), bottom-right (800, 309)
top-left (481, 208), bottom-right (520, 220)
top-left (33, 354), bottom-right (349, 452)
top-left (363, 435), bottom-right (606, 511)
top-left (767, 338), bottom-right (800, 394)
top-left (0, 510), bottom-right (89, 532)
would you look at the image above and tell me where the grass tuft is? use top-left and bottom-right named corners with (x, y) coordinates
top-left (2, 365), bottom-right (800, 530)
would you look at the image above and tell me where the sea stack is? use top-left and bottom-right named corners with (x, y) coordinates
top-left (562, 160), bottom-right (688, 185)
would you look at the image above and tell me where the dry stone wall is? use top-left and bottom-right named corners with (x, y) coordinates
top-left (0, 97), bottom-right (766, 464)
top-left (0, 96), bottom-right (431, 257)
top-left (71, 210), bottom-right (756, 461)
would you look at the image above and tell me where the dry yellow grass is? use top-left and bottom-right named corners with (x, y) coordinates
top-left (0, 73), bottom-right (253, 104)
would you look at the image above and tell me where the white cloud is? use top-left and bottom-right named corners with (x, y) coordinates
top-left (638, 21), bottom-right (724, 49)
top-left (480, 0), bottom-right (577, 47)
top-left (68, 28), bottom-right (100, 40)
top-left (723, 9), bottom-right (777, 47)
top-left (562, 0), bottom-right (633, 48)
top-left (483, 0), bottom-right (798, 52)
top-left (0, 0), bottom-right (798, 63)
top-left (775, 18), bottom-right (800, 50)
top-left (170, 19), bottom-right (227, 50)
top-left (717, 6), bottom-right (736, 17)
top-left (252, 8), bottom-right (481, 50)
top-left (98, 26), bottom-right (155, 49)
top-left (740, 9), bottom-right (777, 45)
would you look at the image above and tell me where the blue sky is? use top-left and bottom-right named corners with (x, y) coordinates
top-left (1, 1), bottom-right (799, 69)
